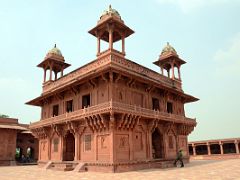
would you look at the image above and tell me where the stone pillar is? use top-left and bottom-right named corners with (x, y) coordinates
top-left (61, 68), bottom-right (63, 77)
top-left (39, 139), bottom-right (41, 160)
top-left (171, 63), bottom-right (174, 79)
top-left (235, 141), bottom-right (239, 154)
top-left (207, 143), bottom-right (211, 155)
top-left (97, 36), bottom-right (100, 55)
top-left (60, 135), bottom-right (63, 161)
top-left (161, 67), bottom-right (164, 75)
top-left (178, 66), bottom-right (181, 80)
top-left (43, 69), bottom-right (46, 82)
top-left (109, 27), bottom-right (113, 50)
top-left (48, 137), bottom-right (51, 160)
top-left (167, 70), bottom-right (170, 78)
top-left (192, 144), bottom-right (196, 156)
top-left (129, 131), bottom-right (133, 161)
top-left (54, 71), bottom-right (57, 80)
top-left (122, 35), bottom-right (125, 54)
top-left (109, 114), bottom-right (115, 163)
top-left (219, 142), bottom-right (224, 154)
top-left (74, 133), bottom-right (79, 161)
top-left (50, 66), bottom-right (52, 81)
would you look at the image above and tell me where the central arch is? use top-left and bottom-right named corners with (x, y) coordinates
top-left (152, 128), bottom-right (164, 159)
top-left (63, 132), bottom-right (75, 161)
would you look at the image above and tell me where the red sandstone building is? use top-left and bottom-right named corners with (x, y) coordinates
top-left (0, 117), bottom-right (38, 166)
top-left (27, 6), bottom-right (198, 172)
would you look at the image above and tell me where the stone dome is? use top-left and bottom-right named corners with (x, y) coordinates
top-left (47, 44), bottom-right (62, 56)
top-left (100, 5), bottom-right (121, 19)
top-left (161, 42), bottom-right (177, 56)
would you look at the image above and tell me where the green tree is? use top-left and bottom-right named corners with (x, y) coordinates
top-left (0, 114), bottom-right (9, 118)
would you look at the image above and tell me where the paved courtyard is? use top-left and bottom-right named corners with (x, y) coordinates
top-left (0, 159), bottom-right (240, 180)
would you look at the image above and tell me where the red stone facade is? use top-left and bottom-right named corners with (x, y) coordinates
top-left (189, 138), bottom-right (240, 160)
top-left (0, 118), bottom-right (38, 166)
top-left (27, 6), bottom-right (198, 172)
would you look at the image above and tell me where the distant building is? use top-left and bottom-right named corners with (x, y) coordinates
top-left (0, 117), bottom-right (38, 166)
top-left (27, 5), bottom-right (198, 172)
top-left (189, 138), bottom-right (240, 160)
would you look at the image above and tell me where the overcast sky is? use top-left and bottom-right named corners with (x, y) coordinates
top-left (0, 0), bottom-right (240, 141)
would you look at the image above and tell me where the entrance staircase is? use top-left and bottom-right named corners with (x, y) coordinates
top-left (45, 161), bottom-right (80, 171)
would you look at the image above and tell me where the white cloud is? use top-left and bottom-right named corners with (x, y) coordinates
top-left (156, 0), bottom-right (234, 13)
top-left (214, 32), bottom-right (240, 77)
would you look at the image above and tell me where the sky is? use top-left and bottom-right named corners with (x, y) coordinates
top-left (0, 0), bottom-right (240, 141)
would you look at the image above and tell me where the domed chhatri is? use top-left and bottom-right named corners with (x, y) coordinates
top-left (161, 42), bottom-right (178, 56)
top-left (100, 5), bottom-right (121, 19)
top-left (47, 44), bottom-right (63, 57)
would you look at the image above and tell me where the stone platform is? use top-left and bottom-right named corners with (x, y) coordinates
top-left (0, 159), bottom-right (240, 179)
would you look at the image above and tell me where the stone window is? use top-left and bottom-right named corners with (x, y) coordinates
top-left (52, 104), bottom-right (59, 116)
top-left (53, 138), bottom-right (59, 152)
top-left (168, 136), bottom-right (174, 149)
top-left (167, 102), bottom-right (173, 113)
top-left (82, 94), bottom-right (90, 108)
top-left (152, 98), bottom-right (160, 110)
top-left (84, 134), bottom-right (91, 151)
top-left (66, 100), bottom-right (73, 112)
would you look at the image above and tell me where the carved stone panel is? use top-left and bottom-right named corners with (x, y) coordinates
top-left (116, 134), bottom-right (130, 161)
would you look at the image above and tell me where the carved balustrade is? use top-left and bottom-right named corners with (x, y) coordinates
top-left (42, 52), bottom-right (182, 94)
top-left (30, 101), bottom-right (196, 129)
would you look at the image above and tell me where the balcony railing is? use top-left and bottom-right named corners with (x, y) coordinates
top-left (42, 51), bottom-right (182, 95)
top-left (30, 101), bottom-right (196, 129)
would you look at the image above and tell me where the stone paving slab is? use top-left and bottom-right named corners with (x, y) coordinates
top-left (0, 159), bottom-right (240, 180)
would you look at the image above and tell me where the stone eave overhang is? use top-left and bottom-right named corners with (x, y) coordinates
top-left (26, 52), bottom-right (198, 106)
top-left (88, 16), bottom-right (134, 42)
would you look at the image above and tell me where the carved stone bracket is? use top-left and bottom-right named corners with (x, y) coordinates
top-left (148, 119), bottom-right (159, 133)
top-left (31, 127), bottom-right (50, 139)
top-left (117, 113), bottom-right (140, 131)
top-left (85, 114), bottom-right (109, 132)
top-left (177, 124), bottom-right (195, 135)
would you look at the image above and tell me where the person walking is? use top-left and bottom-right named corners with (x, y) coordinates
top-left (174, 149), bottom-right (184, 167)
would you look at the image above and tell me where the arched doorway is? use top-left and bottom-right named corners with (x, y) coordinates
top-left (152, 129), bottom-right (164, 159)
top-left (27, 147), bottom-right (34, 159)
top-left (16, 147), bottom-right (23, 161)
top-left (63, 132), bottom-right (75, 161)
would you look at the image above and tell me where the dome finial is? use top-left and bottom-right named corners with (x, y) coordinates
top-left (54, 43), bottom-right (56, 48)
top-left (161, 42), bottom-right (177, 56)
top-left (109, 4), bottom-right (112, 10)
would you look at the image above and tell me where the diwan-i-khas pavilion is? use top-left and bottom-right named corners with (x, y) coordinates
top-left (27, 5), bottom-right (198, 172)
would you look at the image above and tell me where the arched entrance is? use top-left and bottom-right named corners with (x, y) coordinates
top-left (16, 147), bottom-right (23, 161)
top-left (27, 147), bottom-right (34, 159)
top-left (152, 129), bottom-right (164, 159)
top-left (63, 132), bottom-right (75, 161)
